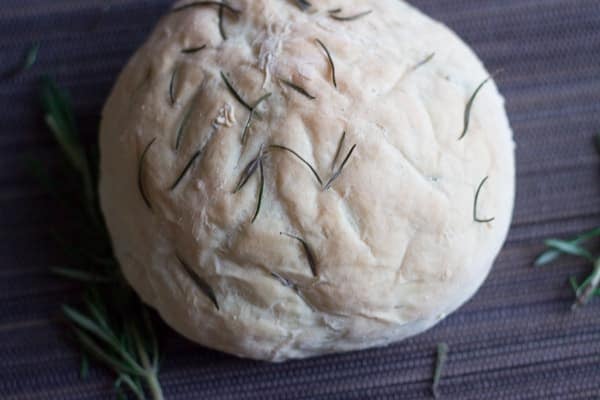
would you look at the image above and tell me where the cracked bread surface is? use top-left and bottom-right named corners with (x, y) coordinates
top-left (99, 0), bottom-right (515, 361)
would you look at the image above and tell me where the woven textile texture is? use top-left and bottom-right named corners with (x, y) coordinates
top-left (1, 0), bottom-right (600, 399)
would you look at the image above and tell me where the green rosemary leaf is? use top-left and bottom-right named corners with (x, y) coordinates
top-left (315, 39), bottom-right (337, 88)
top-left (234, 148), bottom-right (264, 192)
top-left (595, 133), bottom-right (600, 156)
top-left (280, 79), bottom-right (316, 100)
top-left (330, 10), bottom-right (372, 21)
top-left (241, 93), bottom-right (272, 143)
top-left (573, 259), bottom-right (600, 309)
top-left (40, 77), bottom-right (96, 221)
top-left (269, 144), bottom-right (323, 185)
top-left (544, 239), bottom-right (594, 261)
top-left (221, 71), bottom-right (253, 111)
top-left (413, 52), bottom-right (435, 71)
top-left (171, 1), bottom-right (241, 14)
top-left (72, 327), bottom-right (144, 377)
top-left (535, 227), bottom-right (600, 266)
top-left (432, 343), bottom-right (449, 398)
top-left (22, 43), bottom-right (40, 73)
top-left (80, 354), bottom-right (90, 379)
top-left (323, 144), bottom-right (356, 190)
top-left (182, 44), bottom-right (206, 54)
top-left (138, 138), bottom-right (156, 210)
top-left (176, 255), bottom-right (220, 310)
top-left (331, 130), bottom-right (346, 171)
top-left (473, 176), bottom-right (495, 223)
top-left (169, 65), bottom-right (179, 106)
top-left (63, 305), bottom-right (118, 350)
top-left (116, 374), bottom-right (145, 400)
top-left (295, 0), bottom-right (312, 12)
top-left (569, 276), bottom-right (580, 293)
top-left (170, 149), bottom-right (203, 191)
top-left (51, 267), bottom-right (110, 283)
top-left (218, 3), bottom-right (227, 40)
top-left (281, 233), bottom-right (318, 277)
top-left (458, 76), bottom-right (492, 140)
top-left (252, 160), bottom-right (265, 223)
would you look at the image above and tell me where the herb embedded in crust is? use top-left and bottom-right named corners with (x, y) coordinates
top-left (473, 176), bottom-right (495, 223)
top-left (315, 39), bottom-right (337, 88)
top-left (281, 233), bottom-right (318, 277)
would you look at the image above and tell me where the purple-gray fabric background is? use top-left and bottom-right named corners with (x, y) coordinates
top-left (2, 0), bottom-right (600, 399)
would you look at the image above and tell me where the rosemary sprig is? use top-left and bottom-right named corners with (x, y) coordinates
top-left (329, 9), bottom-right (372, 21)
top-left (268, 144), bottom-right (323, 185)
top-left (176, 255), bottom-right (220, 310)
top-left (331, 130), bottom-right (346, 171)
top-left (41, 77), bottom-right (97, 224)
top-left (36, 78), bottom-right (164, 399)
top-left (281, 233), bottom-right (318, 277)
top-left (535, 227), bottom-right (600, 266)
top-left (315, 39), bottom-right (337, 88)
top-left (182, 44), bottom-right (206, 54)
top-left (473, 176), bottom-right (495, 223)
top-left (413, 52), bottom-right (435, 71)
top-left (171, 1), bottom-right (241, 14)
top-left (295, 0), bottom-right (312, 11)
top-left (323, 144), bottom-right (356, 190)
top-left (170, 149), bottom-right (203, 191)
top-left (459, 75), bottom-right (492, 140)
top-left (221, 71), bottom-right (253, 111)
top-left (169, 65), bottom-right (179, 106)
top-left (138, 138), bottom-right (157, 210)
top-left (432, 343), bottom-right (449, 398)
top-left (280, 79), bottom-right (316, 100)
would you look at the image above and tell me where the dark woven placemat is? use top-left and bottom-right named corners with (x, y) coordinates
top-left (2, 1), bottom-right (600, 399)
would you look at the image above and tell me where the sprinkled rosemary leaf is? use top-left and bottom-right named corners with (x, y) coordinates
top-left (315, 39), bottom-right (337, 88)
top-left (170, 150), bottom-right (203, 191)
top-left (218, 3), bottom-right (227, 40)
top-left (329, 10), bottom-right (372, 21)
top-left (169, 65), bottom-right (179, 106)
top-left (269, 144), bottom-right (323, 185)
top-left (413, 52), bottom-right (435, 71)
top-left (323, 144), bottom-right (356, 190)
top-left (331, 130), bottom-right (346, 171)
top-left (251, 160), bottom-right (265, 223)
top-left (295, 0), bottom-right (312, 12)
top-left (181, 44), bottom-right (207, 54)
top-left (432, 343), bottom-right (449, 398)
top-left (234, 147), bottom-right (264, 193)
top-left (138, 138), bottom-right (157, 210)
top-left (242, 92), bottom-right (272, 143)
top-left (281, 233), bottom-right (318, 277)
top-left (271, 272), bottom-right (296, 288)
top-left (473, 176), bottom-right (495, 223)
top-left (459, 76), bottom-right (492, 140)
top-left (175, 105), bottom-right (193, 151)
top-left (328, 8), bottom-right (342, 14)
top-left (176, 254), bottom-right (220, 310)
top-left (221, 71), bottom-right (253, 111)
top-left (171, 1), bottom-right (241, 14)
top-left (280, 79), bottom-right (316, 100)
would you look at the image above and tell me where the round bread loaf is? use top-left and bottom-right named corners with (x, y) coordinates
top-left (99, 0), bottom-right (515, 361)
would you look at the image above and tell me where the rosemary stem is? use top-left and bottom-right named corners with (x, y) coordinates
top-left (145, 371), bottom-right (165, 400)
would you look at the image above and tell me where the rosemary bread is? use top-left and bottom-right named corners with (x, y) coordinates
top-left (99, 0), bottom-right (515, 361)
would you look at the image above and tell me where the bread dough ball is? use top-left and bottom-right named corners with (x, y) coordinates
top-left (99, 0), bottom-right (515, 361)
